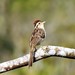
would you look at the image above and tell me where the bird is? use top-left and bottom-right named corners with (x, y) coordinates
top-left (29, 20), bottom-right (46, 67)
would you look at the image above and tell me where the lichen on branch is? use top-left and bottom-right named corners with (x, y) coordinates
top-left (0, 45), bottom-right (75, 73)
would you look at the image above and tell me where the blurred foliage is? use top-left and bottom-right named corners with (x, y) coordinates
top-left (0, 0), bottom-right (75, 75)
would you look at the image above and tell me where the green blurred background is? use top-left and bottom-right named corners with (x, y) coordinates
top-left (1, 0), bottom-right (75, 75)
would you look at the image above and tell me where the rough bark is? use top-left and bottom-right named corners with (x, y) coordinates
top-left (0, 45), bottom-right (75, 73)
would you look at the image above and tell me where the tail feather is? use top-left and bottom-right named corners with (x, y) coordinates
top-left (29, 50), bottom-right (34, 67)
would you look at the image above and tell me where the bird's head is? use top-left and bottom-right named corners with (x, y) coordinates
top-left (33, 20), bottom-right (46, 29)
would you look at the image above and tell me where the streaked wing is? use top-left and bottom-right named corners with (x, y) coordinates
top-left (30, 28), bottom-right (45, 47)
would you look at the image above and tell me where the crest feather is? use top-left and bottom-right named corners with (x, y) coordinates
top-left (33, 20), bottom-right (41, 27)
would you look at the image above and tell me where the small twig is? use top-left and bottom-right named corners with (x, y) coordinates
top-left (0, 45), bottom-right (75, 73)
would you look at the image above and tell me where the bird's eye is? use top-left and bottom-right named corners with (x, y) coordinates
top-left (38, 22), bottom-right (40, 24)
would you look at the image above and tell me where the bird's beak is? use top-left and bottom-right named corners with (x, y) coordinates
top-left (43, 21), bottom-right (46, 24)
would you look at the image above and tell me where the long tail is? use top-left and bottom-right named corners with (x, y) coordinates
top-left (29, 47), bottom-right (34, 67)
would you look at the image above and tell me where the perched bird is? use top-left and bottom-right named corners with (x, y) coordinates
top-left (29, 20), bottom-right (46, 67)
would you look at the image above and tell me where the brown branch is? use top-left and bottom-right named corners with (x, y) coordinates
top-left (0, 45), bottom-right (75, 73)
